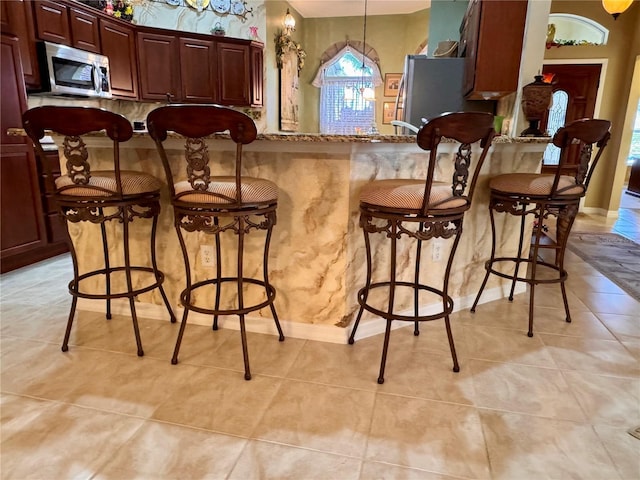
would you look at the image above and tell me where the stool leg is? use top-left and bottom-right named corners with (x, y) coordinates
top-left (509, 210), bottom-right (527, 302)
top-left (264, 218), bottom-right (284, 341)
top-left (556, 207), bottom-right (575, 323)
top-left (527, 206), bottom-right (545, 338)
top-left (349, 216), bottom-right (372, 345)
top-left (172, 222), bottom-right (191, 365)
top-left (414, 222), bottom-right (423, 336)
top-left (378, 221), bottom-right (398, 385)
top-left (122, 208), bottom-right (144, 356)
top-left (471, 202), bottom-right (497, 313)
top-left (212, 217), bottom-right (222, 331)
top-left (62, 214), bottom-right (79, 352)
top-left (99, 211), bottom-right (112, 320)
top-left (237, 216), bottom-right (251, 381)
top-left (443, 229), bottom-right (462, 373)
top-left (150, 208), bottom-right (176, 323)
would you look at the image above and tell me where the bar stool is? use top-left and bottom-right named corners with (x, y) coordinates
top-left (471, 118), bottom-right (611, 336)
top-left (146, 104), bottom-right (284, 381)
top-left (22, 106), bottom-right (176, 356)
top-left (348, 112), bottom-right (496, 383)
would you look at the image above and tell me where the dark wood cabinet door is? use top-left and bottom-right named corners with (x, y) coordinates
top-left (461, 0), bottom-right (527, 100)
top-left (1, 34), bottom-right (48, 270)
top-left (179, 36), bottom-right (217, 103)
top-left (137, 31), bottom-right (179, 101)
top-left (100, 19), bottom-right (138, 98)
top-left (1, 0), bottom-right (41, 89)
top-left (33, 0), bottom-right (71, 45)
top-left (250, 44), bottom-right (263, 107)
top-left (217, 41), bottom-right (250, 106)
top-left (69, 6), bottom-right (100, 53)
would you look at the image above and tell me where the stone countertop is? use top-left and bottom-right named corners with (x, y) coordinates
top-left (9, 128), bottom-right (551, 144)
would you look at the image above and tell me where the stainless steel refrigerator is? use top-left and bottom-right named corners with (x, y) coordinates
top-left (398, 55), bottom-right (495, 133)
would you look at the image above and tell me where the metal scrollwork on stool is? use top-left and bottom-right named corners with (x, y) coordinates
top-left (63, 135), bottom-right (91, 185)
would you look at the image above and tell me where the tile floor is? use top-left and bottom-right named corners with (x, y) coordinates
top-left (1, 191), bottom-right (639, 479)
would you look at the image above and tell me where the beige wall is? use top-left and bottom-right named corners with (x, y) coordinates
top-left (544, 1), bottom-right (640, 213)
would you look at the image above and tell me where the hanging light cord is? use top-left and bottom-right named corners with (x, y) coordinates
top-left (362, 0), bottom-right (368, 70)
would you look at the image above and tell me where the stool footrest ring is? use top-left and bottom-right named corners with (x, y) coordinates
top-left (68, 267), bottom-right (165, 299)
top-left (357, 281), bottom-right (454, 322)
top-left (180, 277), bottom-right (276, 316)
top-left (486, 257), bottom-right (568, 285)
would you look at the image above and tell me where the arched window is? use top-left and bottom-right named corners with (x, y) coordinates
top-left (543, 90), bottom-right (569, 165)
top-left (548, 13), bottom-right (609, 45)
top-left (313, 45), bottom-right (382, 134)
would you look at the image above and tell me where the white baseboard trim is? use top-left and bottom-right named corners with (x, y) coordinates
top-left (76, 283), bottom-right (524, 345)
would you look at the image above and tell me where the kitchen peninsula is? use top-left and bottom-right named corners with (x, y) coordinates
top-left (34, 129), bottom-right (548, 343)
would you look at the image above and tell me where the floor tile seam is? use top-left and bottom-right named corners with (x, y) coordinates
top-left (589, 423), bottom-right (636, 480)
top-left (0, 391), bottom-right (155, 424)
top-left (590, 311), bottom-right (639, 345)
top-left (245, 374), bottom-right (288, 440)
top-left (374, 390), bottom-right (482, 410)
top-left (362, 459), bottom-right (479, 480)
top-left (169, 358), bottom-right (292, 380)
top-left (474, 404), bottom-right (606, 426)
top-left (530, 330), bottom-right (622, 342)
top-left (244, 437), bottom-right (367, 462)
top-left (461, 354), bottom-right (557, 370)
top-left (555, 367), bottom-right (640, 381)
top-left (279, 375), bottom-right (380, 394)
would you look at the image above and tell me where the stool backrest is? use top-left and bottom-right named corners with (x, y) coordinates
top-left (550, 118), bottom-right (611, 198)
top-left (416, 112), bottom-right (496, 215)
top-left (146, 105), bottom-right (257, 203)
top-left (22, 106), bottom-right (133, 198)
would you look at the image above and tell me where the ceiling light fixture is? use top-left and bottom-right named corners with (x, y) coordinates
top-left (359, 0), bottom-right (375, 102)
top-left (601, 0), bottom-right (633, 19)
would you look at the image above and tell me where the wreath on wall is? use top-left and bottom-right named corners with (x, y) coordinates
top-left (275, 30), bottom-right (306, 72)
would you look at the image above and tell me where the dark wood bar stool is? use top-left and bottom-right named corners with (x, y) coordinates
top-left (146, 104), bottom-right (284, 381)
top-left (471, 118), bottom-right (611, 336)
top-left (22, 106), bottom-right (176, 356)
top-left (348, 112), bottom-right (496, 384)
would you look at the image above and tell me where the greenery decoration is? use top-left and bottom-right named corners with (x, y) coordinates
top-left (546, 39), bottom-right (602, 49)
top-left (79, 1), bottom-right (134, 22)
top-left (275, 30), bottom-right (306, 72)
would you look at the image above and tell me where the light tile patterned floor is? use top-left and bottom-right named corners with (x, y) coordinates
top-left (1, 192), bottom-right (639, 479)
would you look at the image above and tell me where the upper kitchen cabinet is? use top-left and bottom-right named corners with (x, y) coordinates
top-left (460, 0), bottom-right (528, 100)
top-left (33, 0), bottom-right (71, 45)
top-left (0, 0), bottom-right (41, 89)
top-left (217, 41), bottom-right (250, 106)
top-left (100, 19), bottom-right (138, 98)
top-left (179, 36), bottom-right (218, 103)
top-left (137, 30), bottom-right (180, 102)
top-left (69, 5), bottom-right (100, 53)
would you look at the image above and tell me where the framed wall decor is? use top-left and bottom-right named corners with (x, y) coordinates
top-left (382, 101), bottom-right (402, 124)
top-left (384, 73), bottom-right (402, 97)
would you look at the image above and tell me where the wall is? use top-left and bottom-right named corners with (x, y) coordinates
top-left (427, 0), bottom-right (469, 57)
top-left (544, 0), bottom-right (640, 214)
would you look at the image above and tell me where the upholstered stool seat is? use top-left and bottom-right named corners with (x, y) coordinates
top-left (55, 170), bottom-right (162, 196)
top-left (472, 118), bottom-right (611, 337)
top-left (174, 176), bottom-right (278, 204)
top-left (360, 179), bottom-right (469, 210)
top-left (147, 104), bottom-right (284, 381)
top-left (23, 106), bottom-right (176, 356)
top-left (489, 173), bottom-right (584, 197)
top-left (348, 112), bottom-right (496, 384)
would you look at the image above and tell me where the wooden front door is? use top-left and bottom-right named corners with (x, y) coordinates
top-left (540, 63), bottom-right (601, 174)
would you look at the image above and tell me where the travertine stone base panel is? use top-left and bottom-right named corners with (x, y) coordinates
top-left (55, 135), bottom-right (545, 328)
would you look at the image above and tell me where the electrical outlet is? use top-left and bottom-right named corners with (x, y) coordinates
top-left (200, 245), bottom-right (215, 267)
top-left (432, 239), bottom-right (443, 262)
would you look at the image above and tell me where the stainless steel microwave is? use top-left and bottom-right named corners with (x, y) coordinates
top-left (37, 42), bottom-right (112, 98)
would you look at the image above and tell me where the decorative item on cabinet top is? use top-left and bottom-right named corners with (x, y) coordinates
top-left (143, 0), bottom-right (253, 20)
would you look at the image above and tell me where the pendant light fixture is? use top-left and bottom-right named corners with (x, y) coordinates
top-left (601, 0), bottom-right (633, 19)
top-left (359, 0), bottom-right (375, 102)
